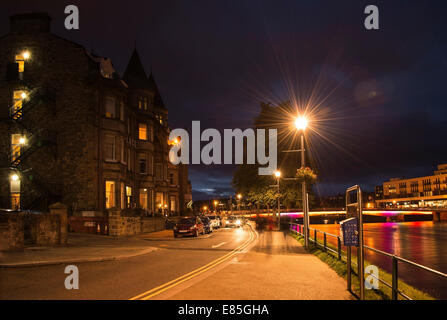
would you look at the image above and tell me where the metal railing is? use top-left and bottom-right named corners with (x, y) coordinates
top-left (289, 223), bottom-right (447, 300)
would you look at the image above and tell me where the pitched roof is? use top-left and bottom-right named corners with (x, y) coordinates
top-left (148, 72), bottom-right (166, 109)
top-left (123, 48), bottom-right (166, 109)
top-left (123, 49), bottom-right (151, 89)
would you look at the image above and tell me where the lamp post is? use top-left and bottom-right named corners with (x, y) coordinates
top-left (213, 200), bottom-right (218, 213)
top-left (295, 116), bottom-right (309, 248)
top-left (274, 170), bottom-right (281, 230)
top-left (237, 194), bottom-right (242, 213)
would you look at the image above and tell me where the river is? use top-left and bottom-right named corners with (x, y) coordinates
top-left (309, 221), bottom-right (447, 299)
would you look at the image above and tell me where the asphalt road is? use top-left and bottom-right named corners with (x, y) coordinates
top-left (0, 226), bottom-right (254, 300)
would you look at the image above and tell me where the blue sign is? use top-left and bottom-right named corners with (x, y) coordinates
top-left (340, 218), bottom-right (359, 247)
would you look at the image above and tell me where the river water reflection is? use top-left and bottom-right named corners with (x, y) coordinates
top-left (310, 221), bottom-right (447, 299)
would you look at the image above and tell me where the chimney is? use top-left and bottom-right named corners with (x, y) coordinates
top-left (10, 12), bottom-right (51, 34)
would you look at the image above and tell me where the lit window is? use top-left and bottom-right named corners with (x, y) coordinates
top-left (139, 154), bottom-right (147, 174)
top-left (11, 177), bottom-right (20, 210)
top-left (139, 188), bottom-right (148, 210)
top-left (138, 97), bottom-right (142, 109)
top-left (15, 52), bottom-right (29, 73)
top-left (11, 134), bottom-right (22, 163)
top-left (126, 186), bottom-right (132, 208)
top-left (12, 90), bottom-right (26, 119)
top-left (104, 135), bottom-right (116, 161)
top-left (143, 97), bottom-right (148, 110)
top-left (105, 97), bottom-right (116, 118)
top-left (156, 192), bottom-right (163, 210)
top-left (138, 123), bottom-right (147, 140)
top-left (105, 181), bottom-right (115, 209)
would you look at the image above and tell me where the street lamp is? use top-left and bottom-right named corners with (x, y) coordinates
top-left (237, 194), bottom-right (242, 212)
top-left (295, 115), bottom-right (309, 248)
top-left (274, 170), bottom-right (281, 230)
top-left (213, 200), bottom-right (218, 213)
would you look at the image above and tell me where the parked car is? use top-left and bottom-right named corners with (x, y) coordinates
top-left (225, 215), bottom-right (242, 228)
top-left (206, 215), bottom-right (220, 229)
top-left (200, 216), bottom-right (213, 234)
top-left (173, 216), bottom-right (205, 238)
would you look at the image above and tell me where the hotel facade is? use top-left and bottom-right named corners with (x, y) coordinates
top-left (376, 164), bottom-right (447, 209)
top-left (0, 13), bottom-right (191, 215)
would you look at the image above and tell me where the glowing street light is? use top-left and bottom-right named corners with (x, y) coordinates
top-left (22, 51), bottom-right (30, 60)
top-left (294, 115), bottom-right (309, 247)
top-left (236, 194), bottom-right (242, 212)
top-left (19, 137), bottom-right (26, 145)
top-left (274, 170), bottom-right (281, 178)
top-left (295, 116), bottom-right (308, 131)
top-left (21, 92), bottom-right (27, 99)
top-left (11, 174), bottom-right (19, 181)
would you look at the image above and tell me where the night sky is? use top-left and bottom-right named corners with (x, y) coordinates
top-left (2, 1), bottom-right (447, 200)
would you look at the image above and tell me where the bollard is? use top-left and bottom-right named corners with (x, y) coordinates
top-left (392, 256), bottom-right (398, 300)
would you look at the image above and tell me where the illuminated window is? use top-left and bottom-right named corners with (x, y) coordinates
top-left (11, 177), bottom-right (20, 210)
top-left (138, 123), bottom-right (147, 140)
top-left (139, 153), bottom-right (147, 174)
top-left (11, 134), bottom-right (22, 163)
top-left (104, 135), bottom-right (116, 161)
top-left (126, 186), bottom-right (132, 208)
top-left (156, 192), bottom-right (163, 210)
top-left (12, 90), bottom-right (26, 119)
top-left (138, 97), bottom-right (143, 109)
top-left (105, 181), bottom-right (115, 209)
top-left (143, 97), bottom-right (148, 110)
top-left (139, 188), bottom-right (148, 210)
top-left (15, 53), bottom-right (28, 73)
top-left (105, 97), bottom-right (115, 118)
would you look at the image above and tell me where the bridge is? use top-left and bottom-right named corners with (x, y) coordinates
top-left (239, 209), bottom-right (445, 223)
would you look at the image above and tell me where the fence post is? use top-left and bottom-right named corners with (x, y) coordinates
top-left (392, 256), bottom-right (398, 300)
top-left (337, 236), bottom-right (342, 260)
top-left (323, 232), bottom-right (327, 252)
top-left (314, 229), bottom-right (317, 246)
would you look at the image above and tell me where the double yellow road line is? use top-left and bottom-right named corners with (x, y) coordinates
top-left (130, 226), bottom-right (257, 300)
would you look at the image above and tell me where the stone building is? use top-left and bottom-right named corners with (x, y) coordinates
top-left (0, 12), bottom-right (192, 216)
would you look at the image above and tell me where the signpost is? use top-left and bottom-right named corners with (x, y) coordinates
top-left (341, 185), bottom-right (364, 300)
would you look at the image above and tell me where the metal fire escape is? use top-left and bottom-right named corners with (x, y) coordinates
top-left (6, 73), bottom-right (61, 210)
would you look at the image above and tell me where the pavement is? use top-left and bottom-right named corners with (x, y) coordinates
top-left (0, 232), bottom-right (159, 267)
top-left (0, 226), bottom-right (353, 300)
top-left (160, 230), bottom-right (353, 300)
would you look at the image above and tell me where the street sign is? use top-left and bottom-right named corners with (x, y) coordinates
top-left (345, 185), bottom-right (365, 300)
top-left (340, 217), bottom-right (359, 247)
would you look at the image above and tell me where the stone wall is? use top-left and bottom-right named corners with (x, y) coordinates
top-left (0, 203), bottom-right (67, 251)
top-left (108, 209), bottom-right (165, 236)
top-left (0, 213), bottom-right (24, 251)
